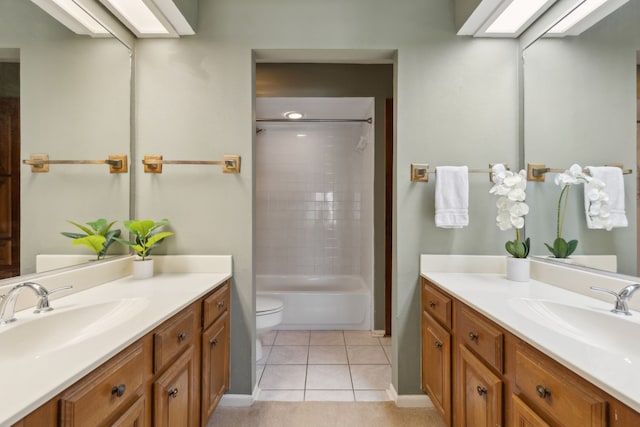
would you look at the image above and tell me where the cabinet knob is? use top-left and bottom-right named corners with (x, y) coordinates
top-left (468, 332), bottom-right (479, 342)
top-left (429, 301), bottom-right (437, 308)
top-left (476, 386), bottom-right (487, 396)
top-left (217, 300), bottom-right (225, 308)
top-left (111, 384), bottom-right (126, 398)
top-left (168, 388), bottom-right (179, 398)
top-left (536, 385), bottom-right (551, 399)
top-left (211, 338), bottom-right (219, 346)
top-left (434, 341), bottom-right (443, 349)
top-left (178, 332), bottom-right (187, 341)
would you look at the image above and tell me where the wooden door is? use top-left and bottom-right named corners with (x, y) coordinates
top-left (201, 310), bottom-right (229, 425)
top-left (512, 394), bottom-right (550, 427)
top-left (110, 396), bottom-right (145, 427)
top-left (422, 310), bottom-right (451, 426)
top-left (456, 345), bottom-right (502, 427)
top-left (154, 346), bottom-right (195, 427)
top-left (0, 98), bottom-right (19, 279)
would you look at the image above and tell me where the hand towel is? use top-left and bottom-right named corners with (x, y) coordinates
top-left (435, 166), bottom-right (469, 228)
top-left (584, 166), bottom-right (628, 229)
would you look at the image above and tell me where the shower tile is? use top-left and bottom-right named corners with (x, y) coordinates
top-left (347, 345), bottom-right (389, 364)
top-left (306, 365), bottom-right (352, 390)
top-left (268, 346), bottom-right (309, 365)
top-left (350, 365), bottom-right (392, 390)
top-left (305, 390), bottom-right (355, 402)
top-left (344, 331), bottom-right (382, 346)
top-left (308, 346), bottom-right (348, 364)
top-left (259, 365), bottom-right (307, 390)
top-left (310, 331), bottom-right (345, 346)
top-left (274, 331), bottom-right (310, 346)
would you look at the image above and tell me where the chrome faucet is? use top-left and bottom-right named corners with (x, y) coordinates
top-left (0, 282), bottom-right (72, 325)
top-left (591, 284), bottom-right (640, 316)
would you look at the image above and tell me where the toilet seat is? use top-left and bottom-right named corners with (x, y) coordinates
top-left (256, 296), bottom-right (283, 316)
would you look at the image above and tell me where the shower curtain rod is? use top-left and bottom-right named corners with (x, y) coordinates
top-left (256, 117), bottom-right (373, 124)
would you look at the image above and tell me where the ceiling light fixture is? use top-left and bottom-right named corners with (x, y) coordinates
top-left (457, 0), bottom-right (556, 37)
top-left (546, 0), bottom-right (628, 36)
top-left (30, 0), bottom-right (110, 36)
top-left (99, 0), bottom-right (196, 37)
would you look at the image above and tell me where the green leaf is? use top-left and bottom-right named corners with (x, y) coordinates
top-left (144, 231), bottom-right (174, 249)
top-left (61, 232), bottom-right (86, 239)
top-left (553, 237), bottom-right (569, 258)
top-left (566, 239), bottom-right (578, 257)
top-left (72, 235), bottom-right (107, 257)
top-left (522, 237), bottom-right (531, 258)
top-left (544, 242), bottom-right (557, 257)
top-left (67, 220), bottom-right (95, 236)
top-left (86, 218), bottom-right (107, 233)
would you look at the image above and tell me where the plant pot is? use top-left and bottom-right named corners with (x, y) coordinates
top-left (505, 256), bottom-right (530, 282)
top-left (132, 259), bottom-right (154, 280)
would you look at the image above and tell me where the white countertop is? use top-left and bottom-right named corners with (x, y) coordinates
top-left (0, 272), bottom-right (231, 426)
top-left (421, 270), bottom-right (640, 413)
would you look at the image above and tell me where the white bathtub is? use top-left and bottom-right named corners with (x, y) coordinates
top-left (256, 275), bottom-right (371, 330)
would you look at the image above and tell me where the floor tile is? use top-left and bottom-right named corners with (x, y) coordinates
top-left (260, 365), bottom-right (307, 390)
top-left (306, 365), bottom-right (352, 390)
top-left (274, 331), bottom-right (310, 346)
top-left (305, 390), bottom-right (355, 402)
top-left (378, 336), bottom-right (392, 346)
top-left (354, 390), bottom-right (392, 402)
top-left (259, 330), bottom-right (277, 346)
top-left (267, 346), bottom-right (309, 364)
top-left (258, 390), bottom-right (305, 402)
top-left (257, 345), bottom-right (272, 365)
top-left (383, 345), bottom-right (392, 364)
top-left (310, 330), bottom-right (345, 346)
top-left (344, 330), bottom-right (382, 346)
top-left (350, 365), bottom-right (392, 390)
top-left (256, 364), bottom-right (265, 384)
top-left (308, 346), bottom-right (348, 364)
top-left (347, 345), bottom-right (389, 364)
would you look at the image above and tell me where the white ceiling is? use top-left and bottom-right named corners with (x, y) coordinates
top-left (255, 97), bottom-right (374, 120)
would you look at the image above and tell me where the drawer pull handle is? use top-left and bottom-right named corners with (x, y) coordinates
top-left (168, 388), bottom-right (179, 398)
top-left (217, 300), bottom-right (225, 308)
top-left (468, 332), bottom-right (478, 342)
top-left (536, 385), bottom-right (551, 399)
top-left (211, 338), bottom-right (219, 346)
top-left (476, 386), bottom-right (487, 396)
top-left (429, 301), bottom-right (437, 308)
top-left (178, 332), bottom-right (187, 341)
top-left (111, 384), bottom-right (126, 398)
top-left (434, 341), bottom-right (443, 349)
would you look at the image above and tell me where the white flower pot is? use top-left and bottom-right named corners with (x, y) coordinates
top-left (133, 259), bottom-right (154, 280)
top-left (506, 257), bottom-right (530, 282)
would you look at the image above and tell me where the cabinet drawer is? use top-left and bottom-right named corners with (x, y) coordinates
top-left (203, 281), bottom-right (230, 328)
top-left (422, 280), bottom-right (451, 329)
top-left (515, 345), bottom-right (607, 427)
top-left (59, 343), bottom-right (144, 427)
top-left (154, 308), bottom-right (195, 372)
top-left (456, 304), bottom-right (503, 372)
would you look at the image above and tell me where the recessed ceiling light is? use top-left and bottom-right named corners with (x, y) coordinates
top-left (100, 0), bottom-right (170, 35)
top-left (547, 0), bottom-right (627, 36)
top-left (285, 111), bottom-right (304, 119)
top-left (31, 0), bottom-right (110, 35)
top-left (296, 134), bottom-right (307, 137)
top-left (485, 0), bottom-right (551, 34)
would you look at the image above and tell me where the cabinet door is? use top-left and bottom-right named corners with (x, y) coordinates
top-left (456, 345), bottom-right (502, 427)
top-left (201, 310), bottom-right (229, 424)
top-left (110, 396), bottom-right (145, 427)
top-left (512, 394), bottom-right (550, 427)
top-left (422, 310), bottom-right (451, 426)
top-left (154, 346), bottom-right (196, 427)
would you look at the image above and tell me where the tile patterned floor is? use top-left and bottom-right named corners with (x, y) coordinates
top-left (257, 330), bottom-right (392, 402)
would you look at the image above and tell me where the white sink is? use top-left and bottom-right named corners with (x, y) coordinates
top-left (508, 297), bottom-right (640, 357)
top-left (0, 298), bottom-right (148, 362)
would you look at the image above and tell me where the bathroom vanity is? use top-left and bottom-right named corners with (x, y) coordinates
top-left (420, 256), bottom-right (640, 427)
top-left (0, 256), bottom-right (232, 427)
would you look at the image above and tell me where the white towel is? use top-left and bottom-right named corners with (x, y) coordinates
top-left (435, 166), bottom-right (469, 228)
top-left (584, 166), bottom-right (628, 229)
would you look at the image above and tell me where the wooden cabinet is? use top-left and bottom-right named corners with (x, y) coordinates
top-left (12, 280), bottom-right (231, 427)
top-left (420, 278), bottom-right (640, 427)
top-left (201, 283), bottom-right (230, 425)
top-left (421, 279), bottom-right (453, 426)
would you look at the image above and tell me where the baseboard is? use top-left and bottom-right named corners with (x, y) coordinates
top-left (387, 384), bottom-right (434, 408)
top-left (371, 329), bottom-right (386, 337)
top-left (218, 384), bottom-right (259, 407)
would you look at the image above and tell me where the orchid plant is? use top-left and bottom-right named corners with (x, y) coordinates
top-left (490, 164), bottom-right (530, 258)
top-left (545, 164), bottom-right (611, 258)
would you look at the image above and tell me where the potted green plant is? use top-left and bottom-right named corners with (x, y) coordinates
top-left (114, 219), bottom-right (174, 279)
top-left (61, 218), bottom-right (121, 260)
top-left (490, 164), bottom-right (531, 282)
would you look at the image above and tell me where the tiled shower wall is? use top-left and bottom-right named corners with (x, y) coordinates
top-left (256, 120), bottom-right (374, 277)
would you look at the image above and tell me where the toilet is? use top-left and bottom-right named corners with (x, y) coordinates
top-left (256, 296), bottom-right (284, 361)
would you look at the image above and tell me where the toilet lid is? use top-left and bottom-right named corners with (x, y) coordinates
top-left (256, 296), bottom-right (283, 314)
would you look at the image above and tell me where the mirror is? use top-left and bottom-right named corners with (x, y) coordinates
top-left (0, 0), bottom-right (131, 280)
top-left (523, 0), bottom-right (640, 275)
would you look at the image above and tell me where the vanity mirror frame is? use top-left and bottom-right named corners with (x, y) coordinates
top-left (519, 0), bottom-right (639, 276)
top-left (0, 0), bottom-right (136, 285)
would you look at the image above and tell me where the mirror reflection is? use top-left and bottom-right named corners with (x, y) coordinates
top-left (0, 0), bottom-right (131, 280)
top-left (524, 0), bottom-right (640, 275)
